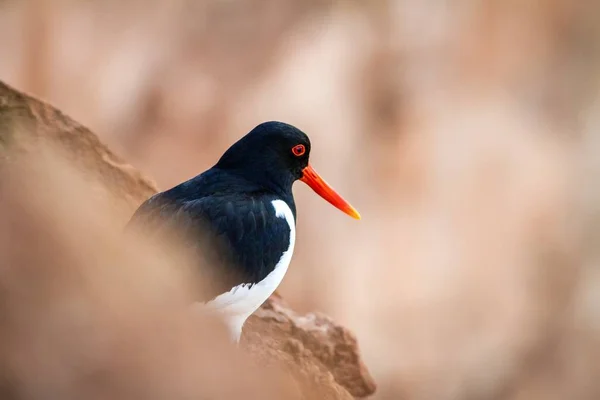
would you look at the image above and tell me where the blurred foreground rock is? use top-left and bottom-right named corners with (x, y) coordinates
top-left (0, 80), bottom-right (376, 399)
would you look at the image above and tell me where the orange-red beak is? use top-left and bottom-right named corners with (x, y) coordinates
top-left (300, 165), bottom-right (361, 220)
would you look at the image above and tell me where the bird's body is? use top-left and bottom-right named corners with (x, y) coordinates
top-left (128, 122), bottom-right (359, 343)
top-left (201, 199), bottom-right (295, 342)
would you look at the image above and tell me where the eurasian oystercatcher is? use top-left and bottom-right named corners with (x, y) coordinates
top-left (128, 121), bottom-right (360, 343)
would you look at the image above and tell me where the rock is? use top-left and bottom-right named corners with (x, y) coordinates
top-left (0, 80), bottom-right (157, 212)
top-left (245, 293), bottom-right (377, 398)
top-left (0, 79), bottom-right (376, 399)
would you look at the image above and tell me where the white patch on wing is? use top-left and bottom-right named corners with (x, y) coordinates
top-left (199, 199), bottom-right (296, 340)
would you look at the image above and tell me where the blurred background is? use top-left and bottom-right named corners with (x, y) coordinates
top-left (1, 0), bottom-right (600, 398)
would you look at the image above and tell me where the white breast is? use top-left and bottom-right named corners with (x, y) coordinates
top-left (198, 199), bottom-right (296, 341)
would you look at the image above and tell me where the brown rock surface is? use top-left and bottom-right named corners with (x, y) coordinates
top-left (244, 293), bottom-right (376, 399)
top-left (0, 79), bottom-right (376, 399)
top-left (0, 80), bottom-right (157, 212)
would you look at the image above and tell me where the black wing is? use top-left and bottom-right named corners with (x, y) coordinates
top-left (128, 190), bottom-right (292, 303)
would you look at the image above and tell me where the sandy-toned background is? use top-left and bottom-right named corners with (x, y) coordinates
top-left (2, 1), bottom-right (600, 398)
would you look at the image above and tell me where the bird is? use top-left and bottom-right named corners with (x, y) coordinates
top-left (127, 121), bottom-right (360, 343)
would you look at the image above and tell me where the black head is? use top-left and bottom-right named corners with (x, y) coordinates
top-left (215, 121), bottom-right (311, 194)
top-left (216, 121), bottom-right (361, 219)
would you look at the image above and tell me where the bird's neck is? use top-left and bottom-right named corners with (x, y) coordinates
top-left (219, 165), bottom-right (293, 197)
top-left (249, 176), bottom-right (297, 220)
top-left (254, 177), bottom-right (296, 218)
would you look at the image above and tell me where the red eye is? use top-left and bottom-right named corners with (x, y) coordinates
top-left (292, 144), bottom-right (306, 157)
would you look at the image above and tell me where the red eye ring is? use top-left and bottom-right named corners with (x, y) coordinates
top-left (292, 144), bottom-right (306, 157)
